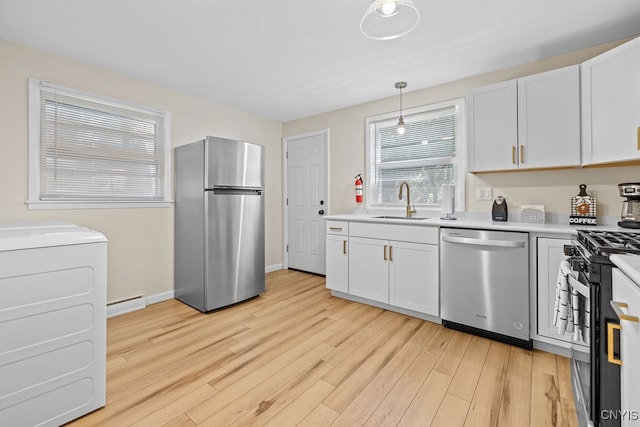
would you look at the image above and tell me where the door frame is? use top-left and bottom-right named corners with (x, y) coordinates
top-left (282, 129), bottom-right (330, 270)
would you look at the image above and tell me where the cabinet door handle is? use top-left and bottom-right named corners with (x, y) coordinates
top-left (637, 127), bottom-right (639, 150)
top-left (343, 240), bottom-right (347, 255)
top-left (383, 245), bottom-right (387, 261)
top-left (389, 245), bottom-right (393, 261)
top-left (512, 146), bottom-right (516, 164)
top-left (611, 300), bottom-right (640, 323)
top-left (520, 145), bottom-right (524, 164)
top-left (607, 322), bottom-right (622, 365)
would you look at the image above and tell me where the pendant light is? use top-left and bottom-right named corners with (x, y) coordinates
top-left (360, 0), bottom-right (420, 41)
top-left (395, 81), bottom-right (407, 135)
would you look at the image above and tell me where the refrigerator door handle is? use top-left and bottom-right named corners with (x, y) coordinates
top-left (212, 187), bottom-right (262, 195)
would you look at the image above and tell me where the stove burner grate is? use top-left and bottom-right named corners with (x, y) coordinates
top-left (577, 230), bottom-right (640, 256)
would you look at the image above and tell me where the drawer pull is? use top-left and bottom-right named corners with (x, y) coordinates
top-left (329, 227), bottom-right (343, 231)
top-left (611, 301), bottom-right (639, 323)
top-left (607, 322), bottom-right (622, 366)
top-left (343, 240), bottom-right (347, 255)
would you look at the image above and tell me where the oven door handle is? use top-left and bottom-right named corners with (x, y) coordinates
top-left (610, 300), bottom-right (640, 323)
top-left (607, 322), bottom-right (622, 365)
top-left (607, 301), bottom-right (639, 366)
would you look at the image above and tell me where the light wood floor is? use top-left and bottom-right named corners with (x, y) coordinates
top-left (70, 269), bottom-right (578, 427)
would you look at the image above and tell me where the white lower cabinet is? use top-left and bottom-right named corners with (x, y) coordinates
top-left (349, 237), bottom-right (389, 303)
top-left (613, 269), bottom-right (640, 427)
top-left (346, 223), bottom-right (439, 317)
top-left (389, 240), bottom-right (439, 316)
top-left (326, 233), bottom-right (348, 292)
top-left (325, 221), bottom-right (349, 293)
top-left (537, 237), bottom-right (573, 343)
top-left (536, 236), bottom-right (589, 351)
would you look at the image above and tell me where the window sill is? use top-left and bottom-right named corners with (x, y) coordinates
top-left (26, 200), bottom-right (173, 210)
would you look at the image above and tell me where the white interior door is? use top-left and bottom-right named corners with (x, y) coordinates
top-left (286, 131), bottom-right (327, 274)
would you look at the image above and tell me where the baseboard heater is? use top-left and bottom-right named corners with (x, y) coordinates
top-left (107, 295), bottom-right (145, 318)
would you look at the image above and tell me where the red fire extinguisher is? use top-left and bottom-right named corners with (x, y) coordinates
top-left (355, 174), bottom-right (363, 203)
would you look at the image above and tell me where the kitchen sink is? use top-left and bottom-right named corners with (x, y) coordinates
top-left (373, 216), bottom-right (429, 220)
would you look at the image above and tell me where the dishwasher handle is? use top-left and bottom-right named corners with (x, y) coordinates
top-left (442, 234), bottom-right (526, 248)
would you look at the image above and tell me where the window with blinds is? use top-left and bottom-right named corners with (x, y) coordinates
top-left (28, 79), bottom-right (171, 209)
top-left (366, 99), bottom-right (465, 209)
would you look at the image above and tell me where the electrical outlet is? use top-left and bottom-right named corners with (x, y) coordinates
top-left (477, 187), bottom-right (492, 201)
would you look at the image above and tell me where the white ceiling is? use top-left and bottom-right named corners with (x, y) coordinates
top-left (1, 0), bottom-right (639, 122)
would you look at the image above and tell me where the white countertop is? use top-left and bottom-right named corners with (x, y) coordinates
top-left (611, 254), bottom-right (640, 288)
top-left (324, 213), bottom-right (633, 235)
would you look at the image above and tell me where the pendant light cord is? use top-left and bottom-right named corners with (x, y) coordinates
top-left (395, 81), bottom-right (407, 135)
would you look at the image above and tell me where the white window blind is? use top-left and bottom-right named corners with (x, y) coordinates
top-left (28, 79), bottom-right (171, 208)
top-left (366, 99), bottom-right (465, 209)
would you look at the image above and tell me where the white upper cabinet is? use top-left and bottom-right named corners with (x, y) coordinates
top-left (467, 80), bottom-right (518, 172)
top-left (517, 66), bottom-right (581, 169)
top-left (468, 65), bottom-right (580, 172)
top-left (581, 37), bottom-right (640, 166)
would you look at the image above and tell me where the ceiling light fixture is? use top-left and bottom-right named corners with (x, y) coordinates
top-left (395, 81), bottom-right (407, 135)
top-left (360, 0), bottom-right (420, 41)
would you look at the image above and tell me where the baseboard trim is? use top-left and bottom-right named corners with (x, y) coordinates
top-left (266, 263), bottom-right (283, 273)
top-left (331, 290), bottom-right (441, 324)
top-left (146, 290), bottom-right (174, 306)
top-left (108, 266), bottom-right (282, 318)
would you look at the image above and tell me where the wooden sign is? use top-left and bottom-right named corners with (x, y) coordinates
top-left (570, 184), bottom-right (597, 225)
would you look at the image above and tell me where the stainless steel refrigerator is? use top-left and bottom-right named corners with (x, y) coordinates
top-left (174, 136), bottom-right (265, 312)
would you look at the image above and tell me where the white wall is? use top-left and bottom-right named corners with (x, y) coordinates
top-left (283, 37), bottom-right (639, 220)
top-left (3, 35), bottom-right (638, 304)
top-left (0, 39), bottom-right (283, 304)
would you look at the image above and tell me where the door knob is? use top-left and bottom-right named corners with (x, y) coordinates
top-left (320, 200), bottom-right (324, 205)
top-left (318, 209), bottom-right (325, 215)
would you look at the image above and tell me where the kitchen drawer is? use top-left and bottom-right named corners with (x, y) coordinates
top-left (349, 222), bottom-right (438, 244)
top-left (326, 220), bottom-right (348, 236)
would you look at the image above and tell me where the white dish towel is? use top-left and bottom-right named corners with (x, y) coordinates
top-left (553, 260), bottom-right (590, 345)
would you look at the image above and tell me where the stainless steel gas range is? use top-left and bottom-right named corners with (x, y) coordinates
top-left (565, 230), bottom-right (640, 426)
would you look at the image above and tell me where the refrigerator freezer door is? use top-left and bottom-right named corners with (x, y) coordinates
top-left (205, 190), bottom-right (265, 310)
top-left (205, 137), bottom-right (264, 190)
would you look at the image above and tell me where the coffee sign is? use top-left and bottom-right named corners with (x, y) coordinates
top-left (570, 184), bottom-right (597, 225)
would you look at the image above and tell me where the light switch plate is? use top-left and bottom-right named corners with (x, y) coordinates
top-left (477, 187), bottom-right (492, 201)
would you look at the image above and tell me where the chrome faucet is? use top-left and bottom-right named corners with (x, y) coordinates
top-left (398, 181), bottom-right (416, 218)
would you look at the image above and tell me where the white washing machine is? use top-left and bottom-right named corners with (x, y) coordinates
top-left (0, 222), bottom-right (107, 426)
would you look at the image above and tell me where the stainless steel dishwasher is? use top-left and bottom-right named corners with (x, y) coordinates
top-left (440, 228), bottom-right (531, 349)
